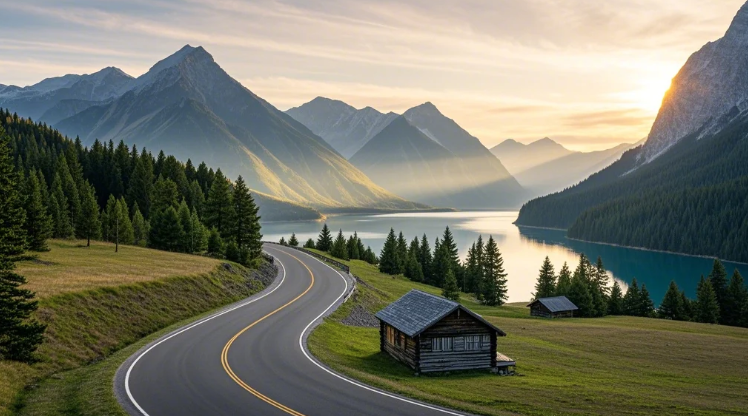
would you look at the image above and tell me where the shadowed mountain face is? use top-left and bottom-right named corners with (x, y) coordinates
top-left (0, 67), bottom-right (133, 122)
top-left (350, 116), bottom-right (525, 209)
top-left (17, 45), bottom-right (422, 212)
top-left (490, 138), bottom-right (633, 196)
top-left (286, 97), bottom-right (398, 158)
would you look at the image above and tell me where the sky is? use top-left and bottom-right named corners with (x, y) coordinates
top-left (0, 0), bottom-right (745, 151)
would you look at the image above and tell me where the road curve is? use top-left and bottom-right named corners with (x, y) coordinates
top-left (115, 244), bottom-right (468, 416)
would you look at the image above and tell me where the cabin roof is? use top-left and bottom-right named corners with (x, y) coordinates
top-left (527, 296), bottom-right (579, 312)
top-left (375, 289), bottom-right (506, 337)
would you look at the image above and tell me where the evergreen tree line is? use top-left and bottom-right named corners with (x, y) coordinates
top-left (534, 255), bottom-right (748, 327)
top-left (285, 225), bottom-right (379, 265)
top-left (2, 109), bottom-right (262, 264)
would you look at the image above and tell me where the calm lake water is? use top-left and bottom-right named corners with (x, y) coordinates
top-left (261, 211), bottom-right (748, 304)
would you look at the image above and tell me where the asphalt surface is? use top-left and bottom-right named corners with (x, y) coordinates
top-left (116, 244), bottom-right (467, 416)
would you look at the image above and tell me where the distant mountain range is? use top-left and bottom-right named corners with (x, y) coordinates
top-left (0, 45), bottom-right (427, 220)
top-left (490, 138), bottom-right (635, 196)
top-left (288, 99), bottom-right (526, 209)
top-left (515, 1), bottom-right (748, 262)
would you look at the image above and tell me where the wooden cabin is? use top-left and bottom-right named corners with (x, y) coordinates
top-left (375, 290), bottom-right (508, 374)
top-left (527, 296), bottom-right (578, 318)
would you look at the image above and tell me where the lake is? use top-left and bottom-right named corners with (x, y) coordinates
top-left (261, 211), bottom-right (748, 304)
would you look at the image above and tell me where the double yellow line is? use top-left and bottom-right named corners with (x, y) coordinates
top-left (220, 251), bottom-right (313, 416)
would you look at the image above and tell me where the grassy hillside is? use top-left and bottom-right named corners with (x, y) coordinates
top-left (308, 252), bottom-right (748, 416)
top-left (1, 240), bottom-right (271, 416)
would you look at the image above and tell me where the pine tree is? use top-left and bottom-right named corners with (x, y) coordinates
top-left (659, 281), bottom-right (685, 320)
top-left (279, 237), bottom-right (287, 246)
top-left (78, 182), bottom-right (101, 247)
top-left (149, 206), bottom-right (184, 252)
top-left (207, 227), bottom-right (224, 255)
top-left (404, 251), bottom-right (424, 282)
top-left (331, 230), bottom-right (349, 260)
top-left (707, 259), bottom-right (729, 322)
top-left (363, 246), bottom-right (377, 265)
top-left (623, 278), bottom-right (641, 316)
top-left (23, 171), bottom-right (53, 251)
top-left (127, 153), bottom-right (154, 218)
top-left (132, 203), bottom-right (148, 247)
top-left (178, 200), bottom-right (193, 252)
top-left (56, 156), bottom-right (81, 237)
top-left (204, 169), bottom-right (234, 239)
top-left (695, 276), bottom-right (720, 324)
top-left (304, 238), bottom-right (315, 249)
top-left (316, 224), bottom-right (333, 252)
top-left (232, 176), bottom-right (262, 260)
top-left (50, 173), bottom-right (73, 238)
top-left (111, 197), bottom-right (134, 251)
top-left (347, 232), bottom-right (361, 260)
top-left (151, 176), bottom-right (179, 214)
top-left (567, 274), bottom-right (594, 317)
top-left (379, 228), bottom-right (400, 275)
top-left (418, 234), bottom-right (432, 284)
top-left (0, 126), bottom-right (45, 361)
top-left (289, 233), bottom-right (299, 247)
top-left (593, 256), bottom-right (609, 294)
top-left (724, 270), bottom-right (748, 327)
top-left (608, 281), bottom-right (624, 315)
top-left (431, 244), bottom-right (451, 288)
top-left (556, 262), bottom-right (572, 296)
top-left (640, 285), bottom-right (654, 317)
top-left (680, 291), bottom-right (694, 322)
top-left (396, 232), bottom-right (408, 274)
top-left (189, 180), bottom-right (205, 216)
top-left (481, 236), bottom-right (507, 306)
top-left (440, 226), bottom-right (461, 287)
top-left (225, 240), bottom-right (239, 262)
top-left (534, 256), bottom-right (556, 299)
top-left (442, 268), bottom-right (460, 301)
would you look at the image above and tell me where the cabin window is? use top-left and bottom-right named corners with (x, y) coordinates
top-left (386, 326), bottom-right (396, 345)
top-left (431, 337), bottom-right (453, 352)
top-left (465, 335), bottom-right (481, 350)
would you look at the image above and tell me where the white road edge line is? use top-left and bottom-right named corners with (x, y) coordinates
top-left (124, 252), bottom-right (288, 416)
top-left (293, 250), bottom-right (466, 416)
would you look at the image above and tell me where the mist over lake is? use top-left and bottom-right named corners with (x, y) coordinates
top-left (262, 211), bottom-right (748, 303)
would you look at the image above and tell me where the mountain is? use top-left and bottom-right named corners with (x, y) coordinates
top-left (640, 1), bottom-right (748, 163)
top-left (29, 45), bottom-right (423, 212)
top-left (490, 138), bottom-right (574, 175)
top-left (0, 67), bottom-right (133, 121)
top-left (515, 1), bottom-right (748, 262)
top-left (286, 97), bottom-right (398, 158)
top-left (350, 116), bottom-right (524, 209)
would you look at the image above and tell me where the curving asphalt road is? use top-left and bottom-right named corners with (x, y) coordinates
top-left (115, 244), bottom-right (468, 416)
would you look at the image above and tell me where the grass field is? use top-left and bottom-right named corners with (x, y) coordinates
top-left (307, 251), bottom-right (748, 416)
top-left (1, 240), bottom-right (267, 416)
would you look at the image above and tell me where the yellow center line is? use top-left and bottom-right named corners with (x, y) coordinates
top-left (221, 251), bottom-right (313, 416)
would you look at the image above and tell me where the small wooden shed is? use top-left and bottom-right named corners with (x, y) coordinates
top-left (527, 296), bottom-right (578, 318)
top-left (375, 290), bottom-right (508, 373)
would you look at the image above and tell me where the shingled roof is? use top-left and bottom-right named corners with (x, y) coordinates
top-left (375, 290), bottom-right (506, 337)
top-left (527, 296), bottom-right (579, 313)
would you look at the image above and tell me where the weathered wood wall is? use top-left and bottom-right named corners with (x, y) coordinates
top-left (418, 310), bottom-right (495, 373)
top-left (381, 323), bottom-right (418, 370)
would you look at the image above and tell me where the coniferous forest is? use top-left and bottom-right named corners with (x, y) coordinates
top-left (2, 109), bottom-right (263, 263)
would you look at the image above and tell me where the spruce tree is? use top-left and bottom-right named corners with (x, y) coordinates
top-left (418, 234), bottom-right (432, 284)
top-left (567, 274), bottom-right (594, 317)
top-left (207, 227), bottom-right (224, 255)
top-left (127, 153), bottom-right (154, 218)
top-left (556, 262), bottom-right (572, 296)
top-left (279, 237), bottom-right (287, 246)
top-left (23, 171), bottom-right (53, 251)
top-left (608, 281), bottom-right (624, 315)
top-left (132, 203), bottom-right (148, 247)
top-left (189, 180), bottom-right (205, 216)
top-left (0, 126), bottom-right (45, 361)
top-left (112, 198), bottom-right (134, 251)
top-left (289, 233), bottom-right (299, 247)
top-left (680, 291), bottom-right (694, 322)
top-left (622, 278), bottom-right (641, 316)
top-left (481, 236), bottom-right (507, 306)
top-left (331, 230), bottom-right (349, 260)
top-left (440, 226), bottom-right (461, 287)
top-left (232, 176), bottom-right (262, 260)
top-left (204, 169), bottom-right (234, 239)
top-left (534, 256), bottom-right (556, 299)
top-left (316, 224), bottom-right (333, 252)
top-left (695, 276), bottom-right (720, 324)
top-left (442, 268), bottom-right (460, 301)
top-left (396, 232), bottom-right (408, 274)
top-left (593, 256), bottom-right (609, 294)
top-left (191, 207), bottom-right (208, 252)
top-left (464, 243), bottom-right (478, 294)
top-left (363, 246), bottom-right (377, 265)
top-left (225, 240), bottom-right (239, 262)
top-left (79, 182), bottom-right (101, 247)
top-left (151, 176), bottom-right (179, 214)
top-left (404, 252), bottom-right (424, 282)
top-left (659, 281), bottom-right (684, 320)
top-left (304, 238), bottom-right (315, 249)
top-left (379, 228), bottom-right (400, 275)
top-left (178, 200), bottom-right (193, 252)
top-left (50, 173), bottom-right (73, 238)
top-left (431, 244), bottom-right (451, 288)
top-left (707, 259), bottom-right (729, 321)
top-left (347, 232), bottom-right (361, 260)
top-left (149, 206), bottom-right (183, 252)
top-left (724, 270), bottom-right (747, 327)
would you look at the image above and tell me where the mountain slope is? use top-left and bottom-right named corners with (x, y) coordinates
top-left (50, 45), bottom-right (421, 211)
top-left (350, 116), bottom-right (523, 209)
top-left (286, 97), bottom-right (397, 158)
top-left (641, 1), bottom-right (748, 163)
top-left (490, 138), bottom-right (574, 174)
top-left (0, 67), bottom-right (133, 121)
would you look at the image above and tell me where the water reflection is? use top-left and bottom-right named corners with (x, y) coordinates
top-left (261, 212), bottom-right (748, 304)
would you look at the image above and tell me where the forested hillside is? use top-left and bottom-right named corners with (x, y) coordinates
top-left (2, 108), bottom-right (267, 263)
top-left (516, 109), bottom-right (748, 262)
